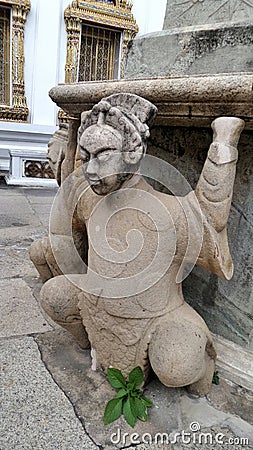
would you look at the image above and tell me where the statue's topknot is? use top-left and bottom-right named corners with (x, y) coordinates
top-left (78, 93), bottom-right (157, 153)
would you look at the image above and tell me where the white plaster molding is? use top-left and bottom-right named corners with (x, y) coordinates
top-left (5, 146), bottom-right (57, 188)
top-left (0, 123), bottom-right (57, 173)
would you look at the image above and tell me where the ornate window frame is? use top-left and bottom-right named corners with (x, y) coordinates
top-left (64, 0), bottom-right (138, 84)
top-left (0, 0), bottom-right (30, 122)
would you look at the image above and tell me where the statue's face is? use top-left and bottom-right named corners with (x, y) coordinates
top-left (79, 124), bottom-right (130, 195)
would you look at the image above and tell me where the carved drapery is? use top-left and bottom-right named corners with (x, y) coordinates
top-left (0, 0), bottom-right (30, 122)
top-left (64, 0), bottom-right (138, 83)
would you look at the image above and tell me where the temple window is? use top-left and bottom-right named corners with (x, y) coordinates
top-left (78, 23), bottom-right (121, 82)
top-left (64, 1), bottom-right (138, 84)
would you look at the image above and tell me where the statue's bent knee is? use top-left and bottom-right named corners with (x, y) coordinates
top-left (41, 275), bottom-right (90, 349)
top-left (40, 275), bottom-right (81, 322)
top-left (30, 238), bottom-right (53, 282)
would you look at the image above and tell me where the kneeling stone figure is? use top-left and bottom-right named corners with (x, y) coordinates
top-left (30, 93), bottom-right (244, 395)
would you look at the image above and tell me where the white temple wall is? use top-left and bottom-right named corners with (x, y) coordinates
top-left (132, 0), bottom-right (167, 36)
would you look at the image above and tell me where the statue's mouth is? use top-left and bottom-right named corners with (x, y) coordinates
top-left (86, 177), bottom-right (101, 186)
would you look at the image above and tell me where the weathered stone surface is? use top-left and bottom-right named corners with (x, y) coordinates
top-left (147, 125), bottom-right (253, 348)
top-left (179, 396), bottom-right (253, 444)
top-left (49, 74), bottom-right (253, 129)
top-left (208, 375), bottom-right (253, 425)
top-left (0, 245), bottom-right (37, 279)
top-left (0, 278), bottom-right (51, 337)
top-left (125, 24), bottom-right (253, 79)
top-left (0, 194), bottom-right (41, 228)
top-left (35, 328), bottom-right (181, 448)
top-left (0, 337), bottom-right (98, 450)
top-left (126, 0), bottom-right (253, 80)
top-left (163, 0), bottom-right (253, 29)
top-left (35, 327), bottom-right (253, 449)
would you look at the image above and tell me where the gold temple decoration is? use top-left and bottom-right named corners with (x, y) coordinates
top-left (59, 0), bottom-right (137, 123)
top-left (64, 0), bottom-right (138, 83)
top-left (0, 7), bottom-right (11, 105)
top-left (0, 0), bottom-right (30, 122)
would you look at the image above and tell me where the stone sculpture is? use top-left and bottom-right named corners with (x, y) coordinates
top-left (30, 93), bottom-right (244, 395)
top-left (47, 123), bottom-right (68, 186)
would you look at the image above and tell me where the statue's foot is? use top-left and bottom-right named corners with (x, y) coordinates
top-left (148, 311), bottom-right (216, 394)
top-left (187, 354), bottom-right (215, 396)
top-left (41, 274), bottom-right (90, 349)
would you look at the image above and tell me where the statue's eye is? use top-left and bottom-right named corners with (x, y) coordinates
top-left (81, 150), bottom-right (90, 163)
top-left (96, 150), bottom-right (113, 162)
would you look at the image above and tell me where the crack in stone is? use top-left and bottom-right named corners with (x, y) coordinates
top-left (24, 193), bottom-right (49, 229)
top-left (33, 336), bottom-right (104, 450)
top-left (0, 275), bottom-right (22, 280)
top-left (232, 202), bottom-right (253, 227)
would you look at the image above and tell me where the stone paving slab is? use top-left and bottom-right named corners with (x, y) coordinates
top-left (0, 337), bottom-right (98, 450)
top-left (0, 279), bottom-right (51, 337)
top-left (35, 328), bottom-right (253, 450)
top-left (23, 187), bottom-right (58, 199)
top-left (0, 245), bottom-right (37, 279)
top-left (208, 379), bottom-right (253, 426)
top-left (0, 195), bottom-right (42, 228)
top-left (0, 225), bottom-right (48, 245)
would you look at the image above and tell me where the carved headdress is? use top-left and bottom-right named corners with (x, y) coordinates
top-left (78, 93), bottom-right (157, 154)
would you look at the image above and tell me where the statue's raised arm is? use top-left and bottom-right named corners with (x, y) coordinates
top-left (193, 117), bottom-right (244, 279)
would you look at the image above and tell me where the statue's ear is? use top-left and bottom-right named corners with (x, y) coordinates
top-left (123, 142), bottom-right (145, 165)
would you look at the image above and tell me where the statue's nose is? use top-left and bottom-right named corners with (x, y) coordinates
top-left (86, 157), bottom-right (98, 176)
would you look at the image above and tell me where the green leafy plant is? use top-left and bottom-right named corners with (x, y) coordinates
top-left (103, 366), bottom-right (153, 428)
top-left (212, 370), bottom-right (220, 385)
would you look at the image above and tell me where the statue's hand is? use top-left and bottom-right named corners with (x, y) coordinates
top-left (211, 117), bottom-right (245, 147)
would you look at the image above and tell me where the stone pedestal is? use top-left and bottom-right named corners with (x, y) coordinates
top-left (125, 0), bottom-right (253, 78)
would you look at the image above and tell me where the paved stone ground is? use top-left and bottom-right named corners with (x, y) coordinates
top-left (0, 178), bottom-right (253, 450)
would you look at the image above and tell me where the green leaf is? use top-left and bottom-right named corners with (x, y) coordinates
top-left (212, 370), bottom-right (220, 385)
top-left (127, 382), bottom-right (134, 391)
top-left (135, 389), bottom-right (143, 397)
top-left (128, 366), bottom-right (144, 388)
top-left (134, 397), bottom-right (147, 421)
top-left (116, 388), bottom-right (128, 399)
top-left (123, 397), bottom-right (137, 428)
top-left (138, 409), bottom-right (148, 421)
top-left (131, 390), bottom-right (139, 397)
top-left (103, 398), bottom-right (123, 425)
top-left (107, 368), bottom-right (126, 389)
top-left (142, 396), bottom-right (153, 408)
